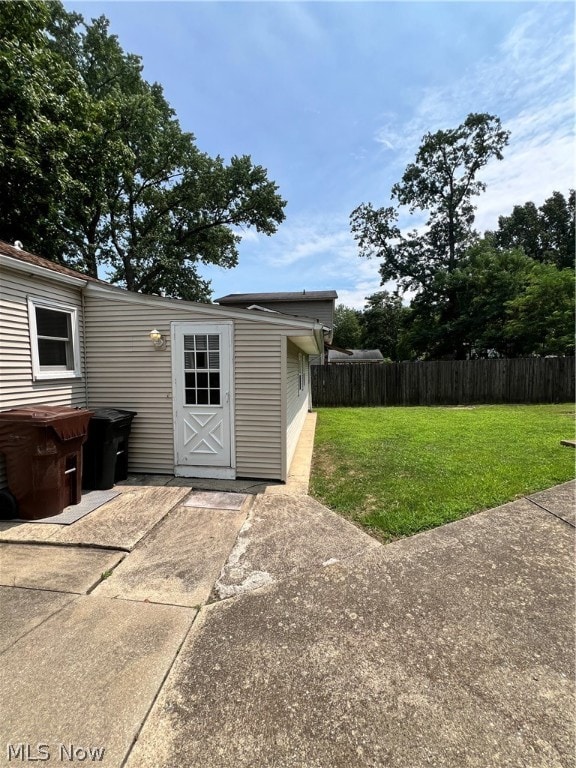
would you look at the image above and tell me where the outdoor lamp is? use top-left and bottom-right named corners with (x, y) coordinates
top-left (149, 329), bottom-right (166, 350)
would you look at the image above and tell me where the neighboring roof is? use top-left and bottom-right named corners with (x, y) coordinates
top-left (215, 291), bottom-right (338, 304)
top-left (0, 240), bottom-right (104, 284)
top-left (328, 349), bottom-right (385, 362)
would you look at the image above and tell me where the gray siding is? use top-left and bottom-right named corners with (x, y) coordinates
top-left (0, 265), bottom-right (87, 487)
top-left (285, 341), bottom-right (309, 472)
top-left (221, 299), bottom-right (334, 330)
top-left (84, 290), bottom-right (313, 480)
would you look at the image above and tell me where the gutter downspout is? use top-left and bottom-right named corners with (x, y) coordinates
top-left (313, 324), bottom-right (325, 358)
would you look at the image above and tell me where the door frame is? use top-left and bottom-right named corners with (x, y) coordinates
top-left (171, 320), bottom-right (236, 479)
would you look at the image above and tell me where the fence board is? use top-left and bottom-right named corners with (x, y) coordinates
top-left (311, 358), bottom-right (575, 407)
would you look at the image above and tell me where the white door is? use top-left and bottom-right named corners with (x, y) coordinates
top-left (172, 322), bottom-right (234, 477)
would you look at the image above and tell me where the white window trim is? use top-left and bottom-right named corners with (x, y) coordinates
top-left (28, 296), bottom-right (82, 381)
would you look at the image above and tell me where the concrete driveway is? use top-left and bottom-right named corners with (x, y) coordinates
top-left (0, 470), bottom-right (573, 768)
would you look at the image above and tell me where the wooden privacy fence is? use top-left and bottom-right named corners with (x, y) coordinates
top-left (311, 357), bottom-right (575, 407)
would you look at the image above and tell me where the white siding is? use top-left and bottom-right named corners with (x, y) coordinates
top-left (84, 291), bottom-right (314, 480)
top-left (0, 266), bottom-right (87, 487)
top-left (285, 341), bottom-right (310, 473)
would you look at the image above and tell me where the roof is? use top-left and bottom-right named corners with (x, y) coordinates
top-left (0, 239), bottom-right (323, 341)
top-left (328, 349), bottom-right (385, 362)
top-left (215, 291), bottom-right (338, 304)
top-left (0, 240), bottom-right (104, 284)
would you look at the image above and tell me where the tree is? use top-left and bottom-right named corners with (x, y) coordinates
top-left (350, 113), bottom-right (510, 295)
top-left (332, 305), bottom-right (363, 349)
top-left (0, 1), bottom-right (90, 259)
top-left (401, 237), bottom-right (575, 359)
top-left (360, 292), bottom-right (408, 360)
top-left (493, 190), bottom-right (575, 269)
top-left (0, 2), bottom-right (287, 300)
top-left (350, 113), bottom-right (513, 359)
top-left (440, 241), bottom-right (536, 358)
top-left (504, 264), bottom-right (575, 356)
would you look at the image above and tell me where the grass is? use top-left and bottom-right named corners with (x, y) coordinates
top-left (310, 404), bottom-right (575, 542)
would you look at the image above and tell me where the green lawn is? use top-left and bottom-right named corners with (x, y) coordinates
top-left (310, 404), bottom-right (575, 542)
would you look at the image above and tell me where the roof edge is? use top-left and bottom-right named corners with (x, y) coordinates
top-left (85, 281), bottom-right (324, 331)
top-left (0, 253), bottom-right (88, 288)
top-left (216, 290), bottom-right (338, 303)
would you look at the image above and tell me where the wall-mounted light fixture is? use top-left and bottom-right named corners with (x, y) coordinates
top-left (149, 329), bottom-right (167, 350)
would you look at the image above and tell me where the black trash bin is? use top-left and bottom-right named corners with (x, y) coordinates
top-left (0, 405), bottom-right (93, 519)
top-left (82, 409), bottom-right (137, 490)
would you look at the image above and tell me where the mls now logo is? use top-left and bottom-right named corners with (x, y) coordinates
top-left (7, 743), bottom-right (105, 762)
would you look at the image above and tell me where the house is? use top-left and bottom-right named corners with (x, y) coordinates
top-left (0, 241), bottom-right (329, 487)
top-left (215, 291), bottom-right (337, 365)
top-left (327, 349), bottom-right (385, 364)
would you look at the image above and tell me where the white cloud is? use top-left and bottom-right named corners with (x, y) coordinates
top-left (233, 227), bottom-right (260, 244)
top-left (372, 4), bottom-right (574, 232)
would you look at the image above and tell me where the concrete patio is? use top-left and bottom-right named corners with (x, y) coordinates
top-left (0, 413), bottom-right (573, 767)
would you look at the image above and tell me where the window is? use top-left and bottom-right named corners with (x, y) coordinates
top-left (183, 333), bottom-right (221, 405)
top-left (28, 297), bottom-right (81, 380)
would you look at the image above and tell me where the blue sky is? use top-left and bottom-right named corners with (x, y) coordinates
top-left (69, 1), bottom-right (574, 307)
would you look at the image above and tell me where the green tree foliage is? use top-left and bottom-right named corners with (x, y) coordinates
top-left (351, 113), bottom-right (574, 359)
top-left (0, 2), bottom-right (89, 257)
top-left (493, 190), bottom-right (575, 269)
top-left (331, 295), bottom-right (410, 360)
top-left (332, 305), bottom-right (363, 349)
top-left (350, 113), bottom-right (510, 293)
top-left (439, 242), bottom-right (536, 358)
top-left (504, 264), bottom-right (575, 356)
top-left (403, 240), bottom-right (575, 359)
top-left (0, 1), bottom-right (286, 300)
top-left (361, 292), bottom-right (409, 361)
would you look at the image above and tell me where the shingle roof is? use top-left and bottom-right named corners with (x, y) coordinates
top-left (215, 291), bottom-right (338, 303)
top-left (0, 240), bottom-right (104, 283)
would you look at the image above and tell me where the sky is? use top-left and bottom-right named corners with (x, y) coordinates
top-left (68, 1), bottom-right (574, 308)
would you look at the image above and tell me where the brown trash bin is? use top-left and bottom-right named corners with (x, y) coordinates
top-left (0, 405), bottom-right (93, 520)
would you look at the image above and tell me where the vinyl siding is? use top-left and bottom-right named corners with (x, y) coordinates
top-left (84, 290), bottom-right (313, 480)
top-left (84, 295), bottom-right (220, 475)
top-left (220, 299), bottom-right (334, 330)
top-left (285, 341), bottom-right (309, 472)
top-left (0, 265), bottom-right (87, 488)
top-left (234, 322), bottom-right (283, 479)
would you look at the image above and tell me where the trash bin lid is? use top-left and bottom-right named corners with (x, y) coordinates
top-left (90, 408), bottom-right (137, 424)
top-left (0, 405), bottom-right (93, 425)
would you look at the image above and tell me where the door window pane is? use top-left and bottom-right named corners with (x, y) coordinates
top-left (183, 333), bottom-right (222, 406)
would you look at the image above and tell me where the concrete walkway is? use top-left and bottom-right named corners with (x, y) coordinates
top-left (0, 418), bottom-right (573, 767)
